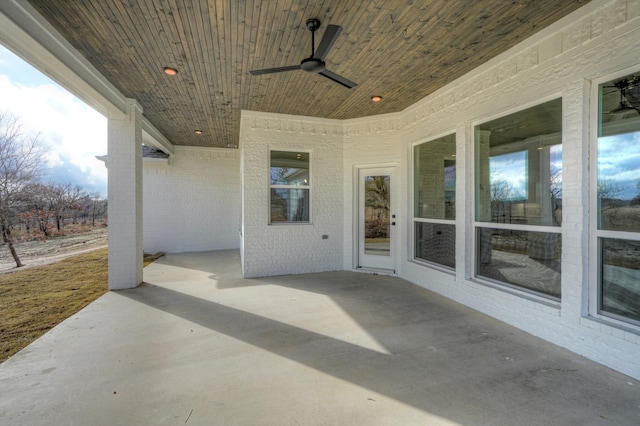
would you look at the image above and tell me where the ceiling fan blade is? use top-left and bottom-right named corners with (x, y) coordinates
top-left (313, 25), bottom-right (343, 61)
top-left (319, 69), bottom-right (357, 89)
top-left (250, 65), bottom-right (301, 75)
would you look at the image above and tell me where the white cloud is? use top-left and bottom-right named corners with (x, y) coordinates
top-left (0, 73), bottom-right (108, 191)
top-left (598, 133), bottom-right (640, 199)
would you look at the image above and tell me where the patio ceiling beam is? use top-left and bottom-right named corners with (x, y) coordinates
top-left (143, 125), bottom-right (174, 158)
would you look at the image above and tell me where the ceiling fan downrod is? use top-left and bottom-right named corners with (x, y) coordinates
top-left (301, 19), bottom-right (325, 73)
top-left (307, 18), bottom-right (321, 56)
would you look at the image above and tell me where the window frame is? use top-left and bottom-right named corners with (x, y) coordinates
top-left (268, 149), bottom-right (312, 225)
top-left (411, 131), bottom-right (457, 271)
top-left (589, 67), bottom-right (640, 328)
top-left (471, 96), bottom-right (563, 302)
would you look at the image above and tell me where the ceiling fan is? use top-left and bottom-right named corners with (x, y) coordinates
top-left (250, 19), bottom-right (357, 89)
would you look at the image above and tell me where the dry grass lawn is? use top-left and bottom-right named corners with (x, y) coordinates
top-left (0, 248), bottom-right (109, 363)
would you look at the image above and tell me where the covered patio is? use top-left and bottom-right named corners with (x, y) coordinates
top-left (2, 0), bottom-right (640, 406)
top-left (1, 250), bottom-right (639, 425)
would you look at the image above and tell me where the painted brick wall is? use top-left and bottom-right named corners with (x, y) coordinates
top-left (142, 146), bottom-right (240, 253)
top-left (342, 0), bottom-right (640, 380)
top-left (238, 0), bottom-right (640, 380)
top-left (239, 111), bottom-right (344, 278)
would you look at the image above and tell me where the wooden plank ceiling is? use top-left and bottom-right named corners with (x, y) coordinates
top-left (26, 0), bottom-right (589, 149)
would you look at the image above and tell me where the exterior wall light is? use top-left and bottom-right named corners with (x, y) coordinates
top-left (371, 96), bottom-right (382, 102)
top-left (164, 67), bottom-right (178, 75)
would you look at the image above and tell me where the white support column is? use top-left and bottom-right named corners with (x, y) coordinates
top-left (108, 99), bottom-right (143, 290)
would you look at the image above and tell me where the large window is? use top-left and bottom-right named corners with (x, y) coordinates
top-left (474, 99), bottom-right (562, 299)
top-left (270, 151), bottom-right (310, 223)
top-left (595, 71), bottom-right (640, 325)
top-left (413, 134), bottom-right (456, 269)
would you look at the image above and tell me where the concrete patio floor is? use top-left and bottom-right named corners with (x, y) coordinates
top-left (1, 250), bottom-right (639, 425)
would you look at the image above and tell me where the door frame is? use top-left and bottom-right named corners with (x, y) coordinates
top-left (353, 163), bottom-right (398, 273)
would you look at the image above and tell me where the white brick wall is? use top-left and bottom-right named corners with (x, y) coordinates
top-left (238, 0), bottom-right (640, 379)
top-left (342, 0), bottom-right (640, 380)
top-left (142, 146), bottom-right (240, 253)
top-left (239, 111), bottom-right (344, 278)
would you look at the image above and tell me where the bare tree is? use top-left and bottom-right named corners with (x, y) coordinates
top-left (20, 182), bottom-right (94, 236)
top-left (490, 176), bottom-right (526, 223)
top-left (550, 165), bottom-right (563, 226)
top-left (21, 182), bottom-right (57, 237)
top-left (631, 181), bottom-right (640, 206)
top-left (364, 176), bottom-right (390, 239)
top-left (82, 193), bottom-right (107, 226)
top-left (0, 112), bottom-right (46, 267)
top-left (598, 178), bottom-right (628, 229)
top-left (598, 178), bottom-right (626, 207)
top-left (490, 177), bottom-right (526, 202)
top-left (49, 183), bottom-right (88, 231)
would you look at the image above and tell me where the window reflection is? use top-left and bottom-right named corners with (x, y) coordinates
top-left (414, 134), bottom-right (456, 220)
top-left (414, 134), bottom-right (456, 269)
top-left (364, 175), bottom-right (391, 256)
top-left (270, 188), bottom-right (309, 222)
top-left (474, 99), bottom-right (562, 298)
top-left (597, 134), bottom-right (640, 233)
top-left (270, 151), bottom-right (310, 223)
top-left (476, 99), bottom-right (563, 227)
top-left (415, 223), bottom-right (455, 268)
top-left (270, 151), bottom-right (310, 186)
top-left (477, 228), bottom-right (561, 299)
top-left (597, 72), bottom-right (640, 325)
top-left (601, 238), bottom-right (640, 324)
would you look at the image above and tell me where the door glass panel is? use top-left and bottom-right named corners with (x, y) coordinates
top-left (364, 175), bottom-right (390, 256)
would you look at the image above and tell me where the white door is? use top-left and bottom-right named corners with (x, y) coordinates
top-left (357, 167), bottom-right (395, 271)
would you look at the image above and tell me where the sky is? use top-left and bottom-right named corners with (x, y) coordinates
top-left (489, 145), bottom-right (564, 201)
top-left (598, 132), bottom-right (640, 200)
top-left (0, 44), bottom-right (108, 196)
top-left (490, 150), bottom-right (530, 199)
top-left (489, 133), bottom-right (640, 202)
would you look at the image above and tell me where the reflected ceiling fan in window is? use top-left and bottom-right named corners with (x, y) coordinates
top-left (250, 19), bottom-right (357, 89)
top-left (605, 77), bottom-right (640, 116)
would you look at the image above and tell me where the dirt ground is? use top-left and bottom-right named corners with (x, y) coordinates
top-left (0, 228), bottom-right (108, 274)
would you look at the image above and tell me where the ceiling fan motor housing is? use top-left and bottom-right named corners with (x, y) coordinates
top-left (301, 58), bottom-right (325, 73)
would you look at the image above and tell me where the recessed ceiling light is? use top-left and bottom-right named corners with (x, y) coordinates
top-left (371, 96), bottom-right (382, 102)
top-left (194, 129), bottom-right (203, 135)
top-left (163, 67), bottom-right (178, 76)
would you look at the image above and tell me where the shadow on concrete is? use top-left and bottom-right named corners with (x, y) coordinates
top-left (125, 262), bottom-right (640, 424)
